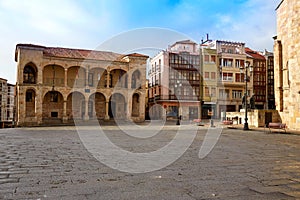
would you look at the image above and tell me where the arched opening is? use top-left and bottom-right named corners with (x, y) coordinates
top-left (110, 69), bottom-right (127, 88)
top-left (23, 63), bottom-right (37, 84)
top-left (89, 68), bottom-right (107, 88)
top-left (89, 92), bottom-right (106, 119)
top-left (66, 92), bottom-right (85, 120)
top-left (67, 66), bottom-right (86, 88)
top-left (109, 93), bottom-right (126, 119)
top-left (43, 65), bottom-right (65, 87)
top-left (42, 91), bottom-right (63, 122)
top-left (131, 70), bottom-right (141, 89)
top-left (25, 89), bottom-right (35, 117)
top-left (131, 93), bottom-right (140, 117)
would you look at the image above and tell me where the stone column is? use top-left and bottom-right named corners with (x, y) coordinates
top-left (127, 72), bottom-right (132, 89)
top-left (104, 100), bottom-right (110, 120)
top-left (36, 87), bottom-right (43, 125)
top-left (85, 68), bottom-right (89, 87)
top-left (83, 99), bottom-right (89, 121)
top-left (64, 68), bottom-right (68, 87)
top-left (106, 71), bottom-right (110, 88)
top-left (62, 100), bottom-right (68, 123)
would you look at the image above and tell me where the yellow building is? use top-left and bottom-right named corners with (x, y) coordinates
top-left (273, 0), bottom-right (300, 130)
top-left (15, 44), bottom-right (148, 126)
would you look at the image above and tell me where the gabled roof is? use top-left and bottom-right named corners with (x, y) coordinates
top-left (245, 47), bottom-right (266, 60)
top-left (15, 44), bottom-right (148, 62)
top-left (170, 39), bottom-right (197, 47)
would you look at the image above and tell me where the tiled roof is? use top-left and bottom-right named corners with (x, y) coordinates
top-left (245, 47), bottom-right (265, 60)
top-left (16, 44), bottom-right (148, 62)
top-left (125, 53), bottom-right (149, 58)
top-left (43, 47), bottom-right (125, 62)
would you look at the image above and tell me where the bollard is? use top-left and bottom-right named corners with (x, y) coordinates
top-left (176, 118), bottom-right (180, 125)
top-left (210, 119), bottom-right (215, 127)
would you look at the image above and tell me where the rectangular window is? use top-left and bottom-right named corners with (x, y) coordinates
top-left (204, 72), bottom-right (210, 80)
top-left (211, 72), bottom-right (216, 80)
top-left (211, 55), bottom-right (216, 63)
top-left (219, 89), bottom-right (229, 99)
top-left (232, 90), bottom-right (243, 99)
top-left (205, 87), bottom-right (210, 97)
top-left (236, 73), bottom-right (244, 82)
top-left (222, 73), bottom-right (233, 81)
top-left (204, 55), bottom-right (209, 62)
top-left (51, 112), bottom-right (58, 118)
top-left (211, 87), bottom-right (216, 97)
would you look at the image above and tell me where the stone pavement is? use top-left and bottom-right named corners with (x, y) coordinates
top-left (0, 124), bottom-right (300, 199)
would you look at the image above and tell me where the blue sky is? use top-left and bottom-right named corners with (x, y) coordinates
top-left (0, 0), bottom-right (281, 83)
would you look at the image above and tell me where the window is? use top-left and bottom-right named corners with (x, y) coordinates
top-left (211, 55), bottom-right (216, 63)
top-left (211, 72), bottom-right (216, 80)
top-left (211, 87), bottom-right (216, 97)
top-left (204, 55), bottom-right (209, 62)
top-left (205, 87), bottom-right (210, 97)
top-left (222, 73), bottom-right (233, 81)
top-left (51, 112), bottom-right (58, 118)
top-left (232, 90), bottom-right (243, 99)
top-left (235, 73), bottom-right (244, 82)
top-left (222, 59), bottom-right (233, 67)
top-left (204, 72), bottom-right (210, 80)
top-left (219, 89), bottom-right (229, 99)
top-left (23, 65), bottom-right (36, 84)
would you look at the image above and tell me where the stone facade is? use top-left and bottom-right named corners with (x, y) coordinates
top-left (15, 44), bottom-right (148, 126)
top-left (274, 0), bottom-right (300, 130)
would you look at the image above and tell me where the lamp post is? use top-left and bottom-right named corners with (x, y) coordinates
top-left (240, 61), bottom-right (252, 130)
top-left (175, 80), bottom-right (182, 125)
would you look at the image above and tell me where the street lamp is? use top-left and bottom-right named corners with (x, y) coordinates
top-left (240, 61), bottom-right (253, 130)
top-left (175, 80), bottom-right (182, 125)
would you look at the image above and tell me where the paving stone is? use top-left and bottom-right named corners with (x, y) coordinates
top-left (0, 126), bottom-right (299, 199)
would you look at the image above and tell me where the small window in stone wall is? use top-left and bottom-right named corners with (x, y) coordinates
top-left (51, 112), bottom-right (58, 118)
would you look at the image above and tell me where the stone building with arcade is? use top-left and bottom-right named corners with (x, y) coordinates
top-left (15, 44), bottom-right (148, 126)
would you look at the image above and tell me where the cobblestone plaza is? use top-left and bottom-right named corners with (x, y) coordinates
top-left (0, 124), bottom-right (300, 199)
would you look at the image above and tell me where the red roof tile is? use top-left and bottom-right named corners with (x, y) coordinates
top-left (245, 47), bottom-right (265, 60)
top-left (16, 44), bottom-right (148, 62)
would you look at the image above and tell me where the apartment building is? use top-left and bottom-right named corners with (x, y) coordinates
top-left (202, 40), bottom-right (250, 117)
top-left (148, 40), bottom-right (201, 120)
top-left (199, 43), bottom-right (218, 119)
top-left (0, 79), bottom-right (15, 126)
top-left (245, 48), bottom-right (267, 109)
top-left (263, 50), bottom-right (275, 110)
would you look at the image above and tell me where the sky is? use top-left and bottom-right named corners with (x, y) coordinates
top-left (0, 0), bottom-right (282, 83)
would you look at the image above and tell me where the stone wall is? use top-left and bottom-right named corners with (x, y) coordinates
top-left (274, 0), bottom-right (300, 130)
top-left (226, 109), bottom-right (282, 127)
